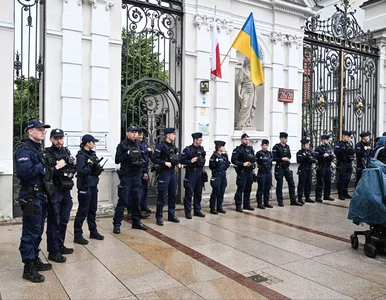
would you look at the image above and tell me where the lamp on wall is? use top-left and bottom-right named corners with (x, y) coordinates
top-left (200, 80), bottom-right (209, 94)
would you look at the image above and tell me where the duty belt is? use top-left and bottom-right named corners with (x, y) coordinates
top-left (21, 185), bottom-right (45, 193)
top-left (186, 167), bottom-right (202, 172)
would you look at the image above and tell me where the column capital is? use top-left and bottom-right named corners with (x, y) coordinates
top-left (271, 31), bottom-right (287, 47)
top-left (63, 0), bottom-right (83, 5)
top-left (193, 14), bottom-right (233, 35)
top-left (89, 0), bottom-right (114, 11)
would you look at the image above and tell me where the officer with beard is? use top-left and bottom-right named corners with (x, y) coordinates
top-left (45, 129), bottom-right (76, 263)
top-left (15, 119), bottom-right (55, 282)
top-left (113, 126), bottom-right (148, 233)
top-left (151, 127), bottom-right (181, 225)
top-left (334, 131), bottom-right (356, 200)
top-left (232, 133), bottom-right (256, 212)
top-left (181, 132), bottom-right (206, 219)
top-left (355, 131), bottom-right (372, 186)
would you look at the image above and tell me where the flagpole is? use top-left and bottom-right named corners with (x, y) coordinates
top-left (220, 46), bottom-right (232, 66)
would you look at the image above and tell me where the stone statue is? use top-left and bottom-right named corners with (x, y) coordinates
top-left (235, 58), bottom-right (257, 128)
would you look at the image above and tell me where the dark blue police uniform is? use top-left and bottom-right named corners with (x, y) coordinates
top-left (314, 135), bottom-right (334, 201)
top-left (181, 132), bottom-right (206, 218)
top-left (355, 131), bottom-right (372, 186)
top-left (138, 129), bottom-right (152, 212)
top-left (45, 129), bottom-right (76, 262)
top-left (272, 132), bottom-right (301, 206)
top-left (113, 127), bottom-right (147, 232)
top-left (255, 139), bottom-right (273, 209)
top-left (151, 128), bottom-right (180, 225)
top-left (231, 134), bottom-right (256, 211)
top-left (74, 135), bottom-right (105, 242)
top-left (334, 131), bottom-right (356, 200)
top-left (209, 140), bottom-right (230, 214)
top-left (15, 119), bottom-right (52, 282)
top-left (296, 138), bottom-right (315, 204)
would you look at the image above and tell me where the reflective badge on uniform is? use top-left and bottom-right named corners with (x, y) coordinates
top-left (87, 159), bottom-right (92, 163)
top-left (18, 157), bottom-right (29, 161)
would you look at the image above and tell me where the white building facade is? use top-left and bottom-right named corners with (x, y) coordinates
top-left (0, 0), bottom-right (385, 220)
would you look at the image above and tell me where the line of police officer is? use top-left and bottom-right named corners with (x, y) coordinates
top-left (15, 119), bottom-right (106, 283)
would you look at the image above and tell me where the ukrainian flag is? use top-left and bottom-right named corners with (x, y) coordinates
top-left (232, 13), bottom-right (264, 86)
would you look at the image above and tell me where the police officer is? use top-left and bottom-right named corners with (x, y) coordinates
top-left (296, 138), bottom-right (315, 204)
top-left (334, 130), bottom-right (356, 200)
top-left (137, 128), bottom-right (152, 213)
top-left (231, 133), bottom-right (256, 212)
top-left (272, 132), bottom-right (302, 206)
top-left (355, 131), bottom-right (372, 186)
top-left (209, 140), bottom-right (230, 214)
top-left (74, 134), bottom-right (105, 244)
top-left (151, 128), bottom-right (181, 225)
top-left (255, 139), bottom-right (273, 209)
top-left (15, 119), bottom-right (55, 282)
top-left (181, 132), bottom-right (206, 219)
top-left (314, 135), bottom-right (334, 202)
top-left (113, 126), bottom-right (148, 233)
top-left (45, 129), bottom-right (76, 263)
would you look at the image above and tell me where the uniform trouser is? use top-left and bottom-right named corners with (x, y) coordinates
top-left (47, 187), bottom-right (73, 253)
top-left (74, 187), bottom-right (98, 238)
top-left (297, 168), bottom-right (312, 200)
top-left (141, 177), bottom-right (149, 209)
top-left (275, 167), bottom-right (296, 204)
top-left (19, 192), bottom-right (47, 263)
top-left (183, 170), bottom-right (203, 214)
top-left (234, 170), bottom-right (253, 208)
top-left (209, 174), bottom-right (227, 211)
top-left (256, 171), bottom-right (272, 206)
top-left (337, 163), bottom-right (352, 194)
top-left (156, 169), bottom-right (177, 220)
top-left (113, 175), bottom-right (142, 227)
top-left (355, 168), bottom-right (364, 187)
top-left (315, 167), bottom-right (332, 199)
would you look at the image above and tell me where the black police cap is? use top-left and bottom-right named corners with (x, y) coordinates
top-left (300, 138), bottom-right (310, 144)
top-left (359, 131), bottom-right (370, 138)
top-left (321, 135), bottom-right (330, 140)
top-left (261, 139), bottom-right (269, 145)
top-left (81, 134), bottom-right (99, 144)
top-left (127, 126), bottom-right (139, 132)
top-left (191, 132), bottom-right (203, 139)
top-left (241, 133), bottom-right (249, 139)
top-left (280, 132), bottom-right (288, 138)
top-left (214, 140), bottom-right (225, 147)
top-left (342, 130), bottom-right (352, 136)
top-left (50, 128), bottom-right (64, 138)
top-left (26, 118), bottom-right (51, 131)
top-left (164, 128), bottom-right (175, 134)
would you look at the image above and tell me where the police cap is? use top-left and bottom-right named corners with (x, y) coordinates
top-left (164, 128), bottom-right (175, 134)
top-left (214, 140), bottom-right (225, 147)
top-left (300, 138), bottom-right (310, 144)
top-left (359, 131), bottom-right (370, 138)
top-left (137, 128), bottom-right (143, 134)
top-left (241, 133), bottom-right (249, 139)
top-left (50, 128), bottom-right (64, 138)
top-left (342, 130), bottom-right (352, 136)
top-left (127, 126), bottom-right (139, 132)
top-left (191, 132), bottom-right (203, 139)
top-left (321, 135), bottom-right (330, 140)
top-left (26, 118), bottom-right (51, 131)
top-left (279, 132), bottom-right (288, 138)
top-left (261, 139), bottom-right (269, 145)
top-left (81, 134), bottom-right (99, 144)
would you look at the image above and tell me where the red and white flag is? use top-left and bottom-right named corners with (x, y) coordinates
top-left (211, 7), bottom-right (222, 79)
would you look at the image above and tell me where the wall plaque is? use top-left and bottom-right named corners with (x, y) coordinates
top-left (278, 88), bottom-right (294, 103)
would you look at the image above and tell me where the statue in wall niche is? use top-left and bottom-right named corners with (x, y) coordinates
top-left (235, 58), bottom-right (257, 128)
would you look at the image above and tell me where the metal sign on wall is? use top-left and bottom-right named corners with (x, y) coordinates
top-left (278, 88), bottom-right (294, 103)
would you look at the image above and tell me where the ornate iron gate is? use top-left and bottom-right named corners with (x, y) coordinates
top-left (302, 1), bottom-right (379, 183)
top-left (13, 0), bottom-right (45, 216)
top-left (121, 0), bottom-right (183, 202)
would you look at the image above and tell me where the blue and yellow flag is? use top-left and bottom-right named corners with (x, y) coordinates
top-left (232, 13), bottom-right (264, 86)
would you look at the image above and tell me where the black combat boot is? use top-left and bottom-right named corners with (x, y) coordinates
top-left (338, 193), bottom-right (345, 200)
top-left (305, 196), bottom-right (315, 203)
top-left (33, 256), bottom-right (52, 271)
top-left (257, 200), bottom-right (265, 209)
top-left (298, 197), bottom-right (305, 205)
top-left (23, 261), bottom-right (45, 283)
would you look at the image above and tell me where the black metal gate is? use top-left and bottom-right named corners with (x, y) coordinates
top-left (121, 0), bottom-right (183, 202)
top-left (13, 0), bottom-right (45, 216)
top-left (302, 1), bottom-right (379, 183)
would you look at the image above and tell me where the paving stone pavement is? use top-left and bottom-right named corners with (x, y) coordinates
top-left (1, 192), bottom-right (386, 300)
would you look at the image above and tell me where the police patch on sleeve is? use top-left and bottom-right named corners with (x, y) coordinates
top-left (18, 157), bottom-right (29, 162)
